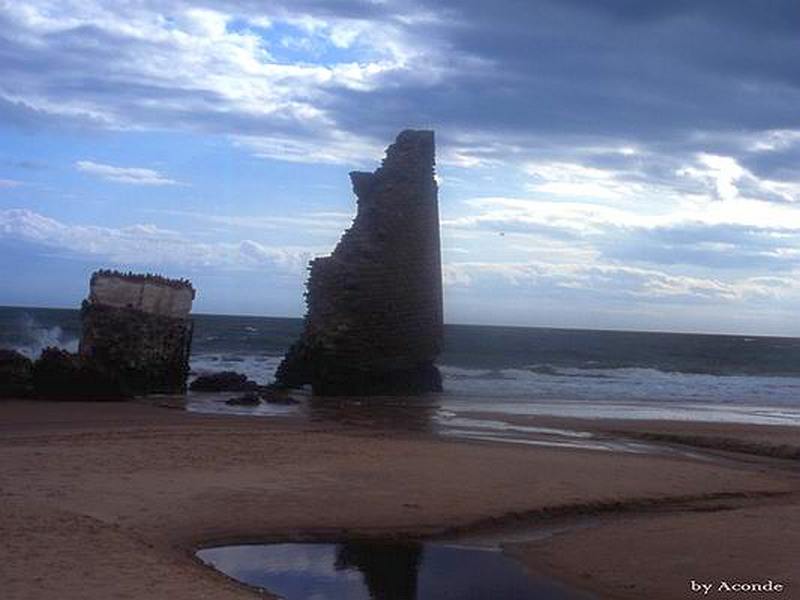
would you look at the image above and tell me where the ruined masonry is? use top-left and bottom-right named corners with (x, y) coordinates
top-left (79, 270), bottom-right (196, 394)
top-left (276, 130), bottom-right (444, 395)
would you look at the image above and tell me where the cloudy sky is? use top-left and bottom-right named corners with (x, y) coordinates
top-left (1, 0), bottom-right (799, 335)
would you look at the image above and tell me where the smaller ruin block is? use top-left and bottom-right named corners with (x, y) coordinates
top-left (79, 270), bottom-right (196, 394)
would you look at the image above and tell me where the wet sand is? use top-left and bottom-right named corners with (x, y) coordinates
top-left (447, 410), bottom-right (800, 460)
top-left (0, 399), bottom-right (798, 599)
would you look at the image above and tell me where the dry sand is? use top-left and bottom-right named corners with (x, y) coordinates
top-left (0, 399), bottom-right (797, 599)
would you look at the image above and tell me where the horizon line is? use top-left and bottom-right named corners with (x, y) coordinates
top-left (1, 303), bottom-right (797, 341)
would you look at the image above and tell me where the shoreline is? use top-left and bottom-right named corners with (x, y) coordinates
top-left (446, 410), bottom-right (800, 461)
top-left (1, 399), bottom-right (797, 599)
top-left (183, 390), bottom-right (800, 461)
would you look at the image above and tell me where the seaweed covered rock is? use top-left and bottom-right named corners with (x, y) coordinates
top-left (32, 347), bottom-right (125, 400)
top-left (225, 392), bottom-right (262, 406)
top-left (32, 348), bottom-right (81, 397)
top-left (190, 371), bottom-right (259, 392)
top-left (261, 388), bottom-right (300, 405)
top-left (0, 349), bottom-right (34, 398)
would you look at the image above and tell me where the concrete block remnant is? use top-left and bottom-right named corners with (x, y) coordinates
top-left (79, 270), bottom-right (196, 394)
top-left (276, 129), bottom-right (444, 395)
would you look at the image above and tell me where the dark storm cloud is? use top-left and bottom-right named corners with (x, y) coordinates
top-left (1, 0), bottom-right (799, 205)
top-left (2, 0), bottom-right (798, 159)
top-left (739, 146), bottom-right (800, 185)
top-left (321, 0), bottom-right (800, 150)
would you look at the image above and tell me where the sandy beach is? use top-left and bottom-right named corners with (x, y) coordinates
top-left (5, 1), bottom-right (800, 599)
top-left (0, 398), bottom-right (798, 600)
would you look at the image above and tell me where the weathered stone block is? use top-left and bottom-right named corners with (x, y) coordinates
top-left (276, 130), bottom-right (444, 396)
top-left (79, 271), bottom-right (195, 395)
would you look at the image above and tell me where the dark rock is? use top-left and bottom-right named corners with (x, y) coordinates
top-left (275, 130), bottom-right (444, 396)
top-left (0, 349), bottom-right (34, 398)
top-left (259, 388), bottom-right (301, 405)
top-left (32, 347), bottom-right (127, 400)
top-left (32, 348), bottom-right (80, 397)
top-left (273, 341), bottom-right (313, 388)
top-left (190, 371), bottom-right (259, 392)
top-left (225, 392), bottom-right (262, 406)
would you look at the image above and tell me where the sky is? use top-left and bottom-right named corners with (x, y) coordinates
top-left (1, 0), bottom-right (800, 335)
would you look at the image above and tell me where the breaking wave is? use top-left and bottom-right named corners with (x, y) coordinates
top-left (439, 364), bottom-right (800, 406)
top-left (8, 313), bottom-right (79, 359)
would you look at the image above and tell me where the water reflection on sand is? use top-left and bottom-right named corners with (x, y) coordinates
top-left (183, 390), bottom-right (800, 457)
top-left (197, 541), bottom-right (593, 600)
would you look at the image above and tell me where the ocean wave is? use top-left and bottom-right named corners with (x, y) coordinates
top-left (190, 353), bottom-right (283, 385)
top-left (11, 315), bottom-right (78, 359)
top-left (522, 362), bottom-right (742, 377)
top-left (439, 363), bottom-right (800, 406)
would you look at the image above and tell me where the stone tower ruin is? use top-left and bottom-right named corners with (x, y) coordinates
top-left (79, 270), bottom-right (195, 394)
top-left (276, 129), bottom-right (444, 395)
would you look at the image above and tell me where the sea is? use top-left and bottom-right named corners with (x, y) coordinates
top-left (3, 306), bottom-right (800, 428)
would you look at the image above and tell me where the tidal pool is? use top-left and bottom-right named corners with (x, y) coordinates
top-left (197, 541), bottom-right (592, 599)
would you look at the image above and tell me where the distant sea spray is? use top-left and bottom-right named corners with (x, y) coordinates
top-left (0, 308), bottom-right (80, 359)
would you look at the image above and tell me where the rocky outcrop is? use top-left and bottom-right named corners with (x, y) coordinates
top-left (275, 130), bottom-right (444, 396)
top-left (261, 389), bottom-right (300, 405)
top-left (0, 349), bottom-right (33, 398)
top-left (190, 371), bottom-right (259, 392)
top-left (79, 270), bottom-right (195, 395)
top-left (225, 392), bottom-right (262, 406)
top-left (31, 347), bottom-right (124, 399)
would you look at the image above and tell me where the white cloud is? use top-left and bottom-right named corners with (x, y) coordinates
top-left (151, 209), bottom-right (353, 236)
top-left (447, 160), bottom-right (800, 243)
top-left (233, 130), bottom-right (384, 166)
top-left (0, 1), bottom-right (438, 164)
top-left (748, 129), bottom-right (800, 153)
top-left (443, 260), bottom-right (798, 304)
top-left (442, 188), bottom-right (800, 274)
top-left (677, 153), bottom-right (800, 204)
top-left (0, 208), bottom-right (315, 271)
top-left (447, 196), bottom-right (648, 236)
top-left (678, 154), bottom-right (745, 202)
top-left (75, 160), bottom-right (180, 185)
top-left (524, 161), bottom-right (646, 201)
top-left (0, 179), bottom-right (22, 188)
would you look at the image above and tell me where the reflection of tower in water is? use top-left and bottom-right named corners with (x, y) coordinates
top-left (307, 395), bottom-right (440, 434)
top-left (335, 541), bottom-right (423, 600)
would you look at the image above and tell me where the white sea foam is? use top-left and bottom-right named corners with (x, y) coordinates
top-left (441, 397), bottom-right (800, 426)
top-left (189, 353), bottom-right (283, 385)
top-left (439, 364), bottom-right (800, 407)
top-left (185, 392), bottom-right (301, 417)
top-left (13, 315), bottom-right (78, 359)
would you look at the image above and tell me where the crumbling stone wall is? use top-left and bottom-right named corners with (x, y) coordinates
top-left (79, 271), bottom-right (195, 394)
top-left (276, 130), bottom-right (444, 395)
